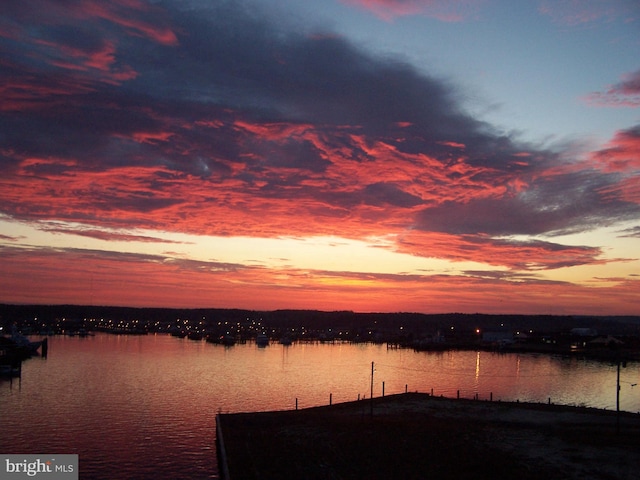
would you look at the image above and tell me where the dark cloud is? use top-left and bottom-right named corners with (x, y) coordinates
top-left (417, 169), bottom-right (640, 236)
top-left (462, 270), bottom-right (553, 283)
top-left (39, 226), bottom-right (187, 243)
top-left (0, 0), bottom-right (638, 251)
top-left (363, 182), bottom-right (423, 208)
top-left (586, 69), bottom-right (640, 108)
top-left (619, 226), bottom-right (640, 238)
top-left (0, 0), bottom-right (528, 176)
top-left (0, 233), bottom-right (22, 241)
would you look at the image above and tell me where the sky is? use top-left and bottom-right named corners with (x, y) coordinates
top-left (1, 0), bottom-right (639, 315)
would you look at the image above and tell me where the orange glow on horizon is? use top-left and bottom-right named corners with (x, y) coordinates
top-left (0, 242), bottom-right (637, 315)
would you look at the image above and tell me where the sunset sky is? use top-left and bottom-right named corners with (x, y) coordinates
top-left (1, 0), bottom-right (639, 315)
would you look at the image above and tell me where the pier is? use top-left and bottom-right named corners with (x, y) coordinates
top-left (216, 392), bottom-right (640, 479)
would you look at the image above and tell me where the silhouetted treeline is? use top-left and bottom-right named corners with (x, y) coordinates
top-left (1, 303), bottom-right (639, 337)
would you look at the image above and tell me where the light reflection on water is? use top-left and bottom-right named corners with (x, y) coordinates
top-left (1, 334), bottom-right (639, 479)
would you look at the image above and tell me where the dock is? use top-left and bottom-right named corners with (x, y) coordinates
top-left (216, 392), bottom-right (640, 479)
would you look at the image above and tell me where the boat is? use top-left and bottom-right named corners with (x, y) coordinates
top-left (256, 333), bottom-right (269, 347)
top-left (279, 336), bottom-right (293, 346)
top-left (9, 327), bottom-right (43, 355)
top-left (171, 329), bottom-right (187, 338)
top-left (188, 332), bottom-right (204, 341)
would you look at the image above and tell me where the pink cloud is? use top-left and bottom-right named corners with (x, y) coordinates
top-left (0, 0), bottom-right (176, 92)
top-left (437, 141), bottom-right (465, 149)
top-left (395, 231), bottom-right (606, 271)
top-left (590, 126), bottom-right (640, 173)
top-left (0, 78), bottom-right (95, 112)
top-left (340, 0), bottom-right (483, 22)
top-left (12, 0), bottom-right (179, 46)
top-left (75, 0), bottom-right (179, 46)
top-left (129, 131), bottom-right (175, 144)
top-left (584, 70), bottom-right (640, 108)
top-left (596, 175), bottom-right (640, 204)
top-left (34, 38), bottom-right (139, 85)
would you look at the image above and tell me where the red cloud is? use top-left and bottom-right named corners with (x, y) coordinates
top-left (0, 109), bottom-right (577, 265)
top-left (0, 153), bottom-right (445, 249)
top-left (1, 102), bottom-right (635, 274)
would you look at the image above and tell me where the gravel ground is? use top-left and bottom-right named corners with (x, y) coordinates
top-left (217, 393), bottom-right (640, 480)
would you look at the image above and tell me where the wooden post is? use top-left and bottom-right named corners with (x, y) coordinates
top-left (405, 384), bottom-right (408, 394)
top-left (457, 390), bottom-right (460, 399)
top-left (295, 398), bottom-right (298, 410)
top-left (330, 393), bottom-right (332, 406)
top-left (616, 360), bottom-right (621, 434)
top-left (370, 361), bottom-right (374, 418)
top-left (382, 381), bottom-right (385, 397)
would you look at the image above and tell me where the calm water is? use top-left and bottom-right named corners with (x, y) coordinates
top-left (1, 334), bottom-right (639, 479)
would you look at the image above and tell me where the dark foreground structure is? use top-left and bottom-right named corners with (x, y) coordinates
top-left (217, 393), bottom-right (640, 480)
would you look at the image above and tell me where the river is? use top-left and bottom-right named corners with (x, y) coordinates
top-left (1, 333), bottom-right (639, 479)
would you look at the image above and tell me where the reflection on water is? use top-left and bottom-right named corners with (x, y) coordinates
top-left (1, 334), bottom-right (639, 479)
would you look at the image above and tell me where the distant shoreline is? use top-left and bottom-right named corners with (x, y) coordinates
top-left (3, 303), bottom-right (640, 363)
